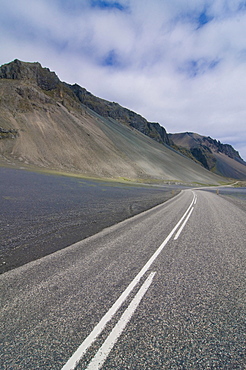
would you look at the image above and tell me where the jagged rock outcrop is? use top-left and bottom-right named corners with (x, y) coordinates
top-left (202, 136), bottom-right (242, 161)
top-left (0, 127), bottom-right (18, 139)
top-left (0, 59), bottom-right (60, 91)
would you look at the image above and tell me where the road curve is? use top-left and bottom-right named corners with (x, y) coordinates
top-left (0, 189), bottom-right (245, 369)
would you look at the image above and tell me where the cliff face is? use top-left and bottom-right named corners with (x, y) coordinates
top-left (0, 59), bottom-right (60, 91)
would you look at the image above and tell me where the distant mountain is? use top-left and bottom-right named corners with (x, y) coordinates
top-left (169, 132), bottom-right (246, 179)
top-left (0, 59), bottom-right (245, 182)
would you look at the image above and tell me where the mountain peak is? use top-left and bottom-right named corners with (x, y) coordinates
top-left (0, 59), bottom-right (60, 91)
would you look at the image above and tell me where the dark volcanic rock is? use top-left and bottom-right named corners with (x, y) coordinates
top-left (0, 59), bottom-right (60, 91)
top-left (0, 127), bottom-right (18, 139)
top-left (190, 147), bottom-right (215, 170)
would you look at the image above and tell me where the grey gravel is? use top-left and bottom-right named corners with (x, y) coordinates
top-left (0, 167), bottom-right (180, 273)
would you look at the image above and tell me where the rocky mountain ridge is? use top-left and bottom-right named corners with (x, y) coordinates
top-left (70, 84), bottom-right (171, 146)
top-left (0, 59), bottom-right (245, 181)
top-left (0, 59), bottom-right (170, 147)
top-left (169, 132), bottom-right (246, 179)
top-left (170, 132), bottom-right (242, 163)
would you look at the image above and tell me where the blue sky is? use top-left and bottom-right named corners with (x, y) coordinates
top-left (1, 0), bottom-right (246, 159)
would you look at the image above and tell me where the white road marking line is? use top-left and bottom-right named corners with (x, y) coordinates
top-left (174, 192), bottom-right (196, 240)
top-left (61, 191), bottom-right (195, 370)
top-left (173, 207), bottom-right (194, 240)
top-left (86, 271), bottom-right (156, 370)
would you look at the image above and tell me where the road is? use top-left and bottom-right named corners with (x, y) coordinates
top-left (1, 189), bottom-right (245, 369)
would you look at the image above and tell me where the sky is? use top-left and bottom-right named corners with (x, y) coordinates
top-left (0, 0), bottom-right (246, 160)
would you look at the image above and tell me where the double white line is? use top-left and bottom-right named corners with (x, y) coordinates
top-left (86, 271), bottom-right (156, 370)
top-left (62, 191), bottom-right (196, 370)
top-left (174, 192), bottom-right (196, 240)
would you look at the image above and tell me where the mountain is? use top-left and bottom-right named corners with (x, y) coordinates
top-left (169, 132), bottom-right (246, 180)
top-left (70, 84), bottom-right (170, 146)
top-left (0, 59), bottom-right (170, 146)
top-left (0, 59), bottom-right (244, 183)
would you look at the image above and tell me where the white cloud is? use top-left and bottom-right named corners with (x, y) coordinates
top-left (0, 0), bottom-right (246, 160)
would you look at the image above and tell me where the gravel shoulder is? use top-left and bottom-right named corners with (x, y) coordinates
top-left (219, 193), bottom-right (246, 212)
top-left (0, 167), bottom-right (181, 274)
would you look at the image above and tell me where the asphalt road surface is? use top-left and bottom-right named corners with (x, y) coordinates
top-left (1, 188), bottom-right (245, 369)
